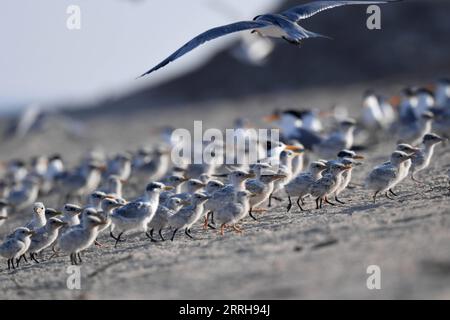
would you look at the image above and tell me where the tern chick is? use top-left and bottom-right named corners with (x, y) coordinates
top-left (310, 163), bottom-right (351, 209)
top-left (110, 182), bottom-right (169, 247)
top-left (58, 212), bottom-right (106, 265)
top-left (214, 190), bottom-right (253, 235)
top-left (410, 133), bottom-right (445, 182)
top-left (366, 151), bottom-right (412, 203)
top-left (0, 227), bottom-right (34, 270)
top-left (284, 161), bottom-right (328, 211)
top-left (28, 218), bottom-right (66, 263)
top-left (168, 193), bottom-right (210, 241)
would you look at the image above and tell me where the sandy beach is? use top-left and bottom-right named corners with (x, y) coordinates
top-left (0, 79), bottom-right (449, 300)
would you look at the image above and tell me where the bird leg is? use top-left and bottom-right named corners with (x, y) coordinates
top-left (219, 224), bottom-right (227, 236)
top-left (203, 215), bottom-right (209, 230)
top-left (94, 240), bottom-right (103, 247)
top-left (185, 228), bottom-right (195, 240)
top-left (268, 193), bottom-right (273, 207)
top-left (30, 253), bottom-right (39, 264)
top-left (287, 196), bottom-right (293, 212)
top-left (171, 229), bottom-right (179, 241)
top-left (110, 231), bottom-right (126, 248)
top-left (373, 191), bottom-right (379, 203)
top-left (7, 259), bottom-right (11, 271)
top-left (315, 197), bottom-right (320, 209)
top-left (335, 195), bottom-right (346, 204)
top-left (232, 225), bottom-right (243, 234)
top-left (158, 229), bottom-right (166, 241)
top-left (70, 253), bottom-right (76, 265)
top-left (385, 192), bottom-right (395, 201)
top-left (389, 189), bottom-right (398, 197)
top-left (324, 196), bottom-right (335, 206)
top-left (77, 252), bottom-right (83, 263)
top-left (145, 229), bottom-right (158, 242)
top-left (248, 207), bottom-right (258, 221)
top-left (296, 197), bottom-right (305, 211)
top-left (411, 172), bottom-right (424, 184)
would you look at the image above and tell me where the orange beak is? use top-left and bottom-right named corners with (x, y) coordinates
top-left (263, 114), bottom-right (280, 123)
top-left (284, 145), bottom-right (304, 152)
top-left (425, 83), bottom-right (436, 92)
top-left (353, 155), bottom-right (365, 160)
top-left (389, 95), bottom-right (401, 108)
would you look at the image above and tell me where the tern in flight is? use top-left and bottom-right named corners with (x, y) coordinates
top-left (139, 1), bottom-right (397, 77)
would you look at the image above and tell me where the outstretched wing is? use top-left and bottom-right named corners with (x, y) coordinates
top-left (281, 1), bottom-right (390, 22)
top-left (139, 20), bottom-right (269, 77)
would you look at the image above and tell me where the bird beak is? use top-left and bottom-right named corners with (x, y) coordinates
top-left (389, 95), bottom-right (401, 107)
top-left (263, 114), bottom-right (280, 123)
top-left (163, 186), bottom-right (174, 191)
top-left (318, 110), bottom-right (332, 117)
top-left (284, 145), bottom-right (304, 152)
top-left (180, 200), bottom-right (191, 206)
top-left (343, 165), bottom-right (352, 170)
top-left (249, 193), bottom-right (257, 197)
top-left (353, 155), bottom-right (365, 160)
top-left (271, 174), bottom-right (287, 181)
top-left (425, 83), bottom-right (436, 92)
top-left (246, 172), bottom-right (256, 179)
top-left (212, 174), bottom-right (228, 178)
top-left (0, 216), bottom-right (7, 220)
top-left (27, 230), bottom-right (36, 236)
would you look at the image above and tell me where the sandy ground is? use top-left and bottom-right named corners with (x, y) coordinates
top-left (0, 81), bottom-right (449, 300)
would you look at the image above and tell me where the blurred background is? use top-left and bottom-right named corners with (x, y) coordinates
top-left (0, 0), bottom-right (449, 158)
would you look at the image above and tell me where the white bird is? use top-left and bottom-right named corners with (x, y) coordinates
top-left (85, 191), bottom-right (107, 210)
top-left (96, 197), bottom-right (123, 235)
top-left (313, 119), bottom-right (356, 159)
top-left (0, 227), bottom-right (34, 270)
top-left (270, 150), bottom-right (301, 205)
top-left (133, 147), bottom-right (170, 183)
top-left (310, 163), bottom-right (352, 209)
top-left (366, 151), bottom-right (412, 203)
top-left (263, 111), bottom-right (322, 150)
top-left (214, 190), bottom-right (253, 235)
top-left (24, 202), bottom-right (47, 231)
top-left (7, 176), bottom-right (40, 212)
top-left (159, 175), bottom-right (188, 203)
top-left (172, 179), bottom-right (205, 202)
top-left (102, 175), bottom-right (125, 202)
top-left (27, 218), bottom-right (66, 263)
top-left (410, 133), bottom-right (445, 182)
top-left (285, 161), bottom-right (328, 211)
top-left (61, 204), bottom-right (83, 227)
top-left (148, 197), bottom-right (186, 241)
top-left (59, 163), bottom-right (103, 203)
top-left (58, 212), bottom-right (106, 265)
top-left (434, 78), bottom-right (450, 108)
top-left (106, 153), bottom-right (132, 182)
top-left (41, 154), bottom-right (64, 194)
top-left (110, 182), bottom-right (169, 247)
top-left (324, 150), bottom-right (364, 203)
top-left (204, 170), bottom-right (255, 221)
top-left (397, 111), bottom-right (434, 146)
top-left (361, 90), bottom-right (395, 130)
top-left (382, 144), bottom-right (420, 194)
top-left (289, 141), bottom-right (306, 177)
top-left (139, 1), bottom-right (392, 77)
top-left (0, 200), bottom-right (9, 228)
top-left (168, 193), bottom-right (210, 241)
top-left (246, 163), bottom-right (285, 217)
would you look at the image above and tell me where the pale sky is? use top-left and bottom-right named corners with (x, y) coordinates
top-left (0, 0), bottom-right (279, 111)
